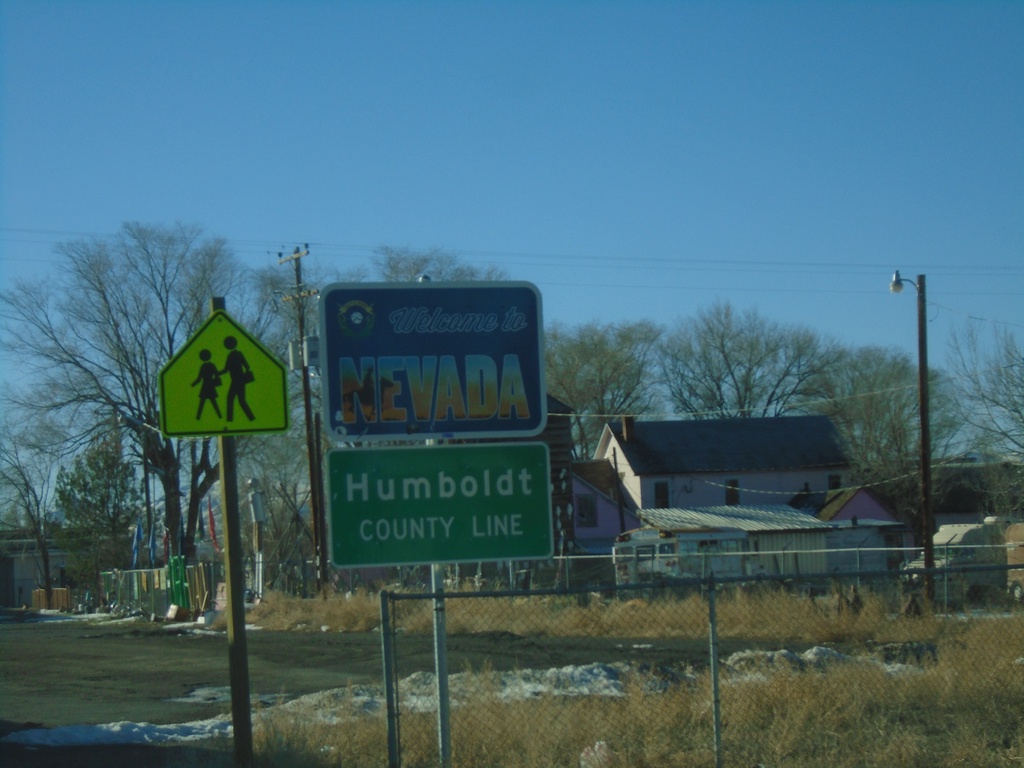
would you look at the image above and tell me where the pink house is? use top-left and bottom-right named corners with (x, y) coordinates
top-left (817, 487), bottom-right (903, 525)
top-left (571, 460), bottom-right (640, 554)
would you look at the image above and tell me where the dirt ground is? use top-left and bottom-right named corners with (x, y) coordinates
top-left (0, 608), bottom-right (724, 766)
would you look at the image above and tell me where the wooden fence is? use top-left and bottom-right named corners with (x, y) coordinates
top-left (31, 587), bottom-right (71, 610)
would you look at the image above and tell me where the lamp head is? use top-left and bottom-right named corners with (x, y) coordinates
top-left (890, 270), bottom-right (905, 294)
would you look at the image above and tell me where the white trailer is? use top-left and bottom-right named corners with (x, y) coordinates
top-left (612, 527), bottom-right (748, 585)
top-left (903, 518), bottom-right (1008, 600)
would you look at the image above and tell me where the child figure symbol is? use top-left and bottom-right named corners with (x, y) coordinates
top-left (191, 349), bottom-right (222, 419)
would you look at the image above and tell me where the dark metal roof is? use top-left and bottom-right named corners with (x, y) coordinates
top-left (607, 415), bottom-right (847, 475)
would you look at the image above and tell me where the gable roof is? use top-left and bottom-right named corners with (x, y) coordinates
top-left (816, 488), bottom-right (861, 521)
top-left (546, 394), bottom-right (572, 415)
top-left (788, 482), bottom-right (829, 512)
top-left (602, 415), bottom-right (847, 475)
top-left (572, 459), bottom-right (619, 501)
top-left (816, 487), bottom-right (898, 523)
top-left (638, 505), bottom-right (831, 533)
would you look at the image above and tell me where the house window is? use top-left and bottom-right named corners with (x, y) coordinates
top-left (725, 479), bottom-right (740, 506)
top-left (576, 494), bottom-right (597, 528)
top-left (828, 474), bottom-right (841, 490)
top-left (654, 480), bottom-right (670, 508)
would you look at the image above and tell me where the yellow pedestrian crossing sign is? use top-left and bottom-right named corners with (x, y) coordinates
top-left (159, 310), bottom-right (289, 437)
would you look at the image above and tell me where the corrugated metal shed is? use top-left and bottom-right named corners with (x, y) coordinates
top-left (638, 505), bottom-right (832, 533)
top-left (636, 505), bottom-right (831, 575)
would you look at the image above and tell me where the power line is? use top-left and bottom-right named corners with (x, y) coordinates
top-left (2, 226), bottom-right (1022, 280)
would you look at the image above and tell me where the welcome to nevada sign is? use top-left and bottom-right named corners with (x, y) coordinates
top-left (318, 281), bottom-right (546, 441)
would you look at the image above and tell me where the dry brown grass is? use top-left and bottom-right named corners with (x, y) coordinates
top-left (215, 589), bottom-right (1024, 767)
top-left (246, 585), bottom-right (940, 643)
top-left (246, 589), bottom-right (382, 632)
top-left (246, 634), bottom-right (1024, 767)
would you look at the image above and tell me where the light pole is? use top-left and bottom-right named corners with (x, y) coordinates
top-left (248, 478), bottom-right (267, 600)
top-left (890, 270), bottom-right (935, 603)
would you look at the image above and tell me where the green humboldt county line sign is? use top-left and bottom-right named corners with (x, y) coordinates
top-left (327, 443), bottom-right (552, 567)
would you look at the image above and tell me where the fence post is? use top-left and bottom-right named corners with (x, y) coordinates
top-left (432, 563), bottom-right (452, 768)
top-left (708, 573), bottom-right (724, 768)
top-left (380, 590), bottom-right (401, 768)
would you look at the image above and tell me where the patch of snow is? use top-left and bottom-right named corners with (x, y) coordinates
top-left (0, 645), bottom-right (941, 747)
top-left (4, 717), bottom-right (232, 746)
top-left (164, 686), bottom-right (283, 707)
top-left (801, 646), bottom-right (852, 668)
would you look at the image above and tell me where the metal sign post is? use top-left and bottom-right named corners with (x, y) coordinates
top-left (218, 428), bottom-right (253, 768)
top-left (158, 298), bottom-right (291, 767)
top-left (432, 562), bottom-right (452, 768)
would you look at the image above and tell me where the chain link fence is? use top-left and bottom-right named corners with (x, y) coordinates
top-left (378, 562), bottom-right (1024, 768)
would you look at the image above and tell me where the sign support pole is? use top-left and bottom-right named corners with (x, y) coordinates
top-left (432, 562), bottom-right (452, 768)
top-left (213, 297), bottom-right (254, 767)
top-left (425, 432), bottom-right (452, 768)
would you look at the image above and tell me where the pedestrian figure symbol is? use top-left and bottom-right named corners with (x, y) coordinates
top-left (160, 309), bottom-right (288, 437)
top-left (191, 349), bottom-right (223, 419)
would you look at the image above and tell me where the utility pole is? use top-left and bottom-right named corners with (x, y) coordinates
top-left (279, 245), bottom-right (328, 592)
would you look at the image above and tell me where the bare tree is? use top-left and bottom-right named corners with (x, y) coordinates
top-left (545, 320), bottom-right (664, 458)
top-left (0, 418), bottom-right (63, 606)
top-left (948, 323), bottom-right (1024, 514)
top-left (950, 323), bottom-right (1024, 461)
top-left (371, 246), bottom-right (509, 282)
top-left (0, 222), bottom-right (260, 559)
top-left (238, 433), bottom-right (315, 595)
top-left (814, 344), bottom-right (962, 535)
top-left (813, 345), bottom-right (922, 520)
top-left (658, 301), bottom-right (842, 419)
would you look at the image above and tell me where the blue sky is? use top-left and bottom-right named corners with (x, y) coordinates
top-left (2, 1), bottom-right (1022, 380)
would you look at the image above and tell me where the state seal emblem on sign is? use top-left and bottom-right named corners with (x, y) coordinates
top-left (337, 300), bottom-right (375, 338)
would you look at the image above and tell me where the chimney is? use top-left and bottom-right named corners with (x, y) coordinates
top-left (621, 415), bottom-right (635, 442)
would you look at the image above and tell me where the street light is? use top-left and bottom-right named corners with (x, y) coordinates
top-left (890, 270), bottom-right (935, 603)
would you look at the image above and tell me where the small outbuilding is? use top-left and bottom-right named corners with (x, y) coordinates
top-left (817, 488), bottom-right (914, 573)
top-left (636, 505), bottom-right (833, 577)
